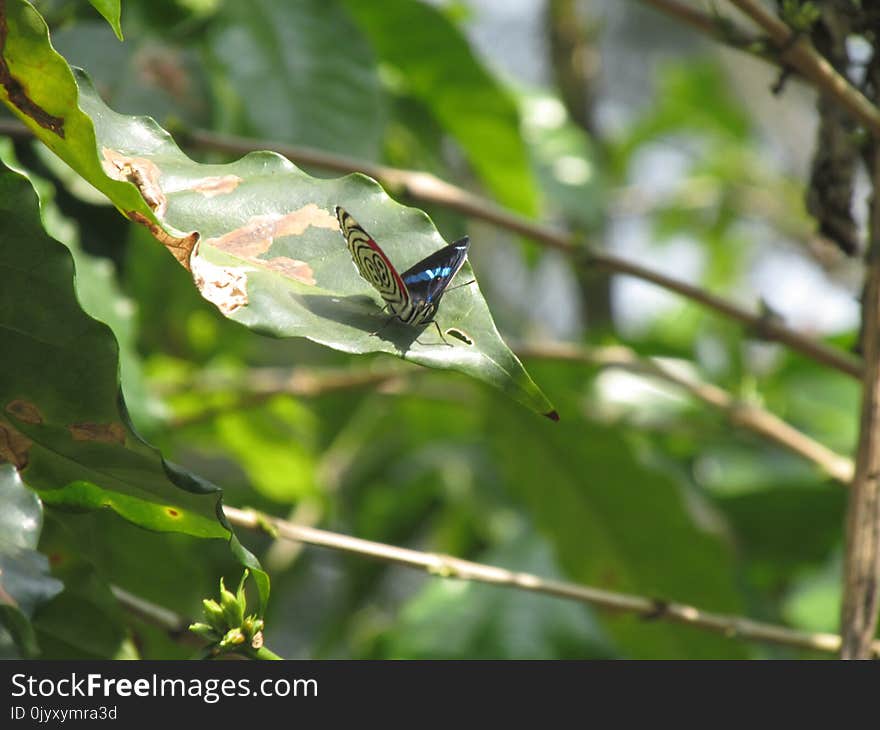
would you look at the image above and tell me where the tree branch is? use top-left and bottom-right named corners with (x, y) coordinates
top-left (110, 585), bottom-right (198, 644)
top-left (643, 0), bottom-right (880, 136)
top-left (221, 505), bottom-right (879, 657)
top-left (724, 0), bottom-right (880, 137)
top-left (181, 128), bottom-right (864, 381)
top-left (515, 341), bottom-right (855, 484)
top-left (0, 118), bottom-right (861, 379)
top-left (171, 343), bottom-right (854, 484)
top-left (840, 144), bottom-right (880, 658)
top-left (639, 0), bottom-right (765, 53)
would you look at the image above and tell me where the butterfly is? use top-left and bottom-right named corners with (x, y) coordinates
top-left (335, 206), bottom-right (471, 343)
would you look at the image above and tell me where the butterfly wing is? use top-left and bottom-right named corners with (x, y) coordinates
top-left (401, 237), bottom-right (470, 310)
top-left (336, 206), bottom-right (410, 314)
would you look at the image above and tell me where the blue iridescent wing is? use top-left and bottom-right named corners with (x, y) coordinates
top-left (335, 206), bottom-right (411, 313)
top-left (401, 237), bottom-right (470, 309)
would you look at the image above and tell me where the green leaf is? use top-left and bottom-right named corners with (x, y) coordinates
top-left (0, 0), bottom-right (553, 417)
top-left (0, 466), bottom-right (63, 657)
top-left (782, 552), bottom-right (841, 634)
top-left (489, 399), bottom-right (749, 658)
top-left (87, 0), bottom-right (124, 41)
top-left (715, 486), bottom-right (844, 591)
top-left (210, 398), bottom-right (319, 504)
top-left (0, 159), bottom-right (268, 613)
top-left (343, 0), bottom-right (540, 215)
top-left (207, 0), bottom-right (385, 160)
top-left (1, 140), bottom-right (156, 429)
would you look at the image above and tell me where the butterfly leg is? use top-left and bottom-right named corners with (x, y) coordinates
top-left (429, 319), bottom-right (451, 346)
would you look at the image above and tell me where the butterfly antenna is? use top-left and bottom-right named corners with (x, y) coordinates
top-left (444, 279), bottom-right (476, 293)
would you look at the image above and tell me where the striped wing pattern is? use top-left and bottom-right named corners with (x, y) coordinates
top-left (336, 206), bottom-right (410, 314)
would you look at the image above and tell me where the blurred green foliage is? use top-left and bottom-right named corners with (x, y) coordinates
top-left (0, 0), bottom-right (860, 658)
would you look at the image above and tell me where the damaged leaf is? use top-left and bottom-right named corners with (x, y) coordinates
top-left (0, 0), bottom-right (554, 417)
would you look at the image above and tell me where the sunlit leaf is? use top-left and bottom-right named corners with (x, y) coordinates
top-left (0, 0), bottom-right (553, 417)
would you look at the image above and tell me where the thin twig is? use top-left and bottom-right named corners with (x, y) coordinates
top-left (640, 0), bottom-right (727, 37)
top-left (112, 505), bottom-right (879, 657)
top-left (643, 0), bottom-right (880, 136)
top-left (163, 349), bottom-right (854, 486)
top-left (222, 505), bottom-right (879, 657)
top-left (584, 254), bottom-right (861, 379)
top-left (0, 118), bottom-right (861, 379)
top-left (169, 345), bottom-right (854, 483)
top-left (639, 0), bottom-right (764, 52)
top-left (725, 0), bottom-right (880, 137)
top-left (110, 585), bottom-right (196, 642)
top-left (515, 341), bottom-right (855, 484)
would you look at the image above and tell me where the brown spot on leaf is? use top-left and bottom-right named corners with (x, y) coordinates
top-left (201, 204), bottom-right (333, 285)
top-left (0, 4), bottom-right (65, 137)
top-left (102, 148), bottom-right (166, 216)
top-left (0, 419), bottom-right (32, 469)
top-left (191, 249), bottom-right (249, 315)
top-left (68, 422), bottom-right (126, 444)
top-left (191, 175), bottom-right (242, 198)
top-left (5, 399), bottom-right (43, 424)
top-left (260, 257), bottom-right (315, 285)
top-left (205, 204), bottom-right (337, 258)
top-left (127, 211), bottom-right (199, 270)
top-left (166, 508), bottom-right (180, 517)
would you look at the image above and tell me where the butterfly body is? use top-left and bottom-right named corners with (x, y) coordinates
top-left (335, 206), bottom-right (470, 332)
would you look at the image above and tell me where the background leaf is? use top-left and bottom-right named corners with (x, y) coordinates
top-left (0, 0), bottom-right (553, 417)
top-left (343, 0), bottom-right (540, 215)
top-left (87, 0), bottom-right (124, 41)
top-left (0, 466), bottom-right (62, 658)
top-left (207, 0), bottom-right (385, 160)
top-left (489, 396), bottom-right (748, 658)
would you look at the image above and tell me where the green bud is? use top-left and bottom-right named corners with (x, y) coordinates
top-left (242, 615), bottom-right (265, 641)
top-left (189, 622), bottom-right (219, 642)
top-left (201, 598), bottom-right (227, 633)
top-left (220, 627), bottom-right (246, 648)
top-left (220, 577), bottom-right (244, 627)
